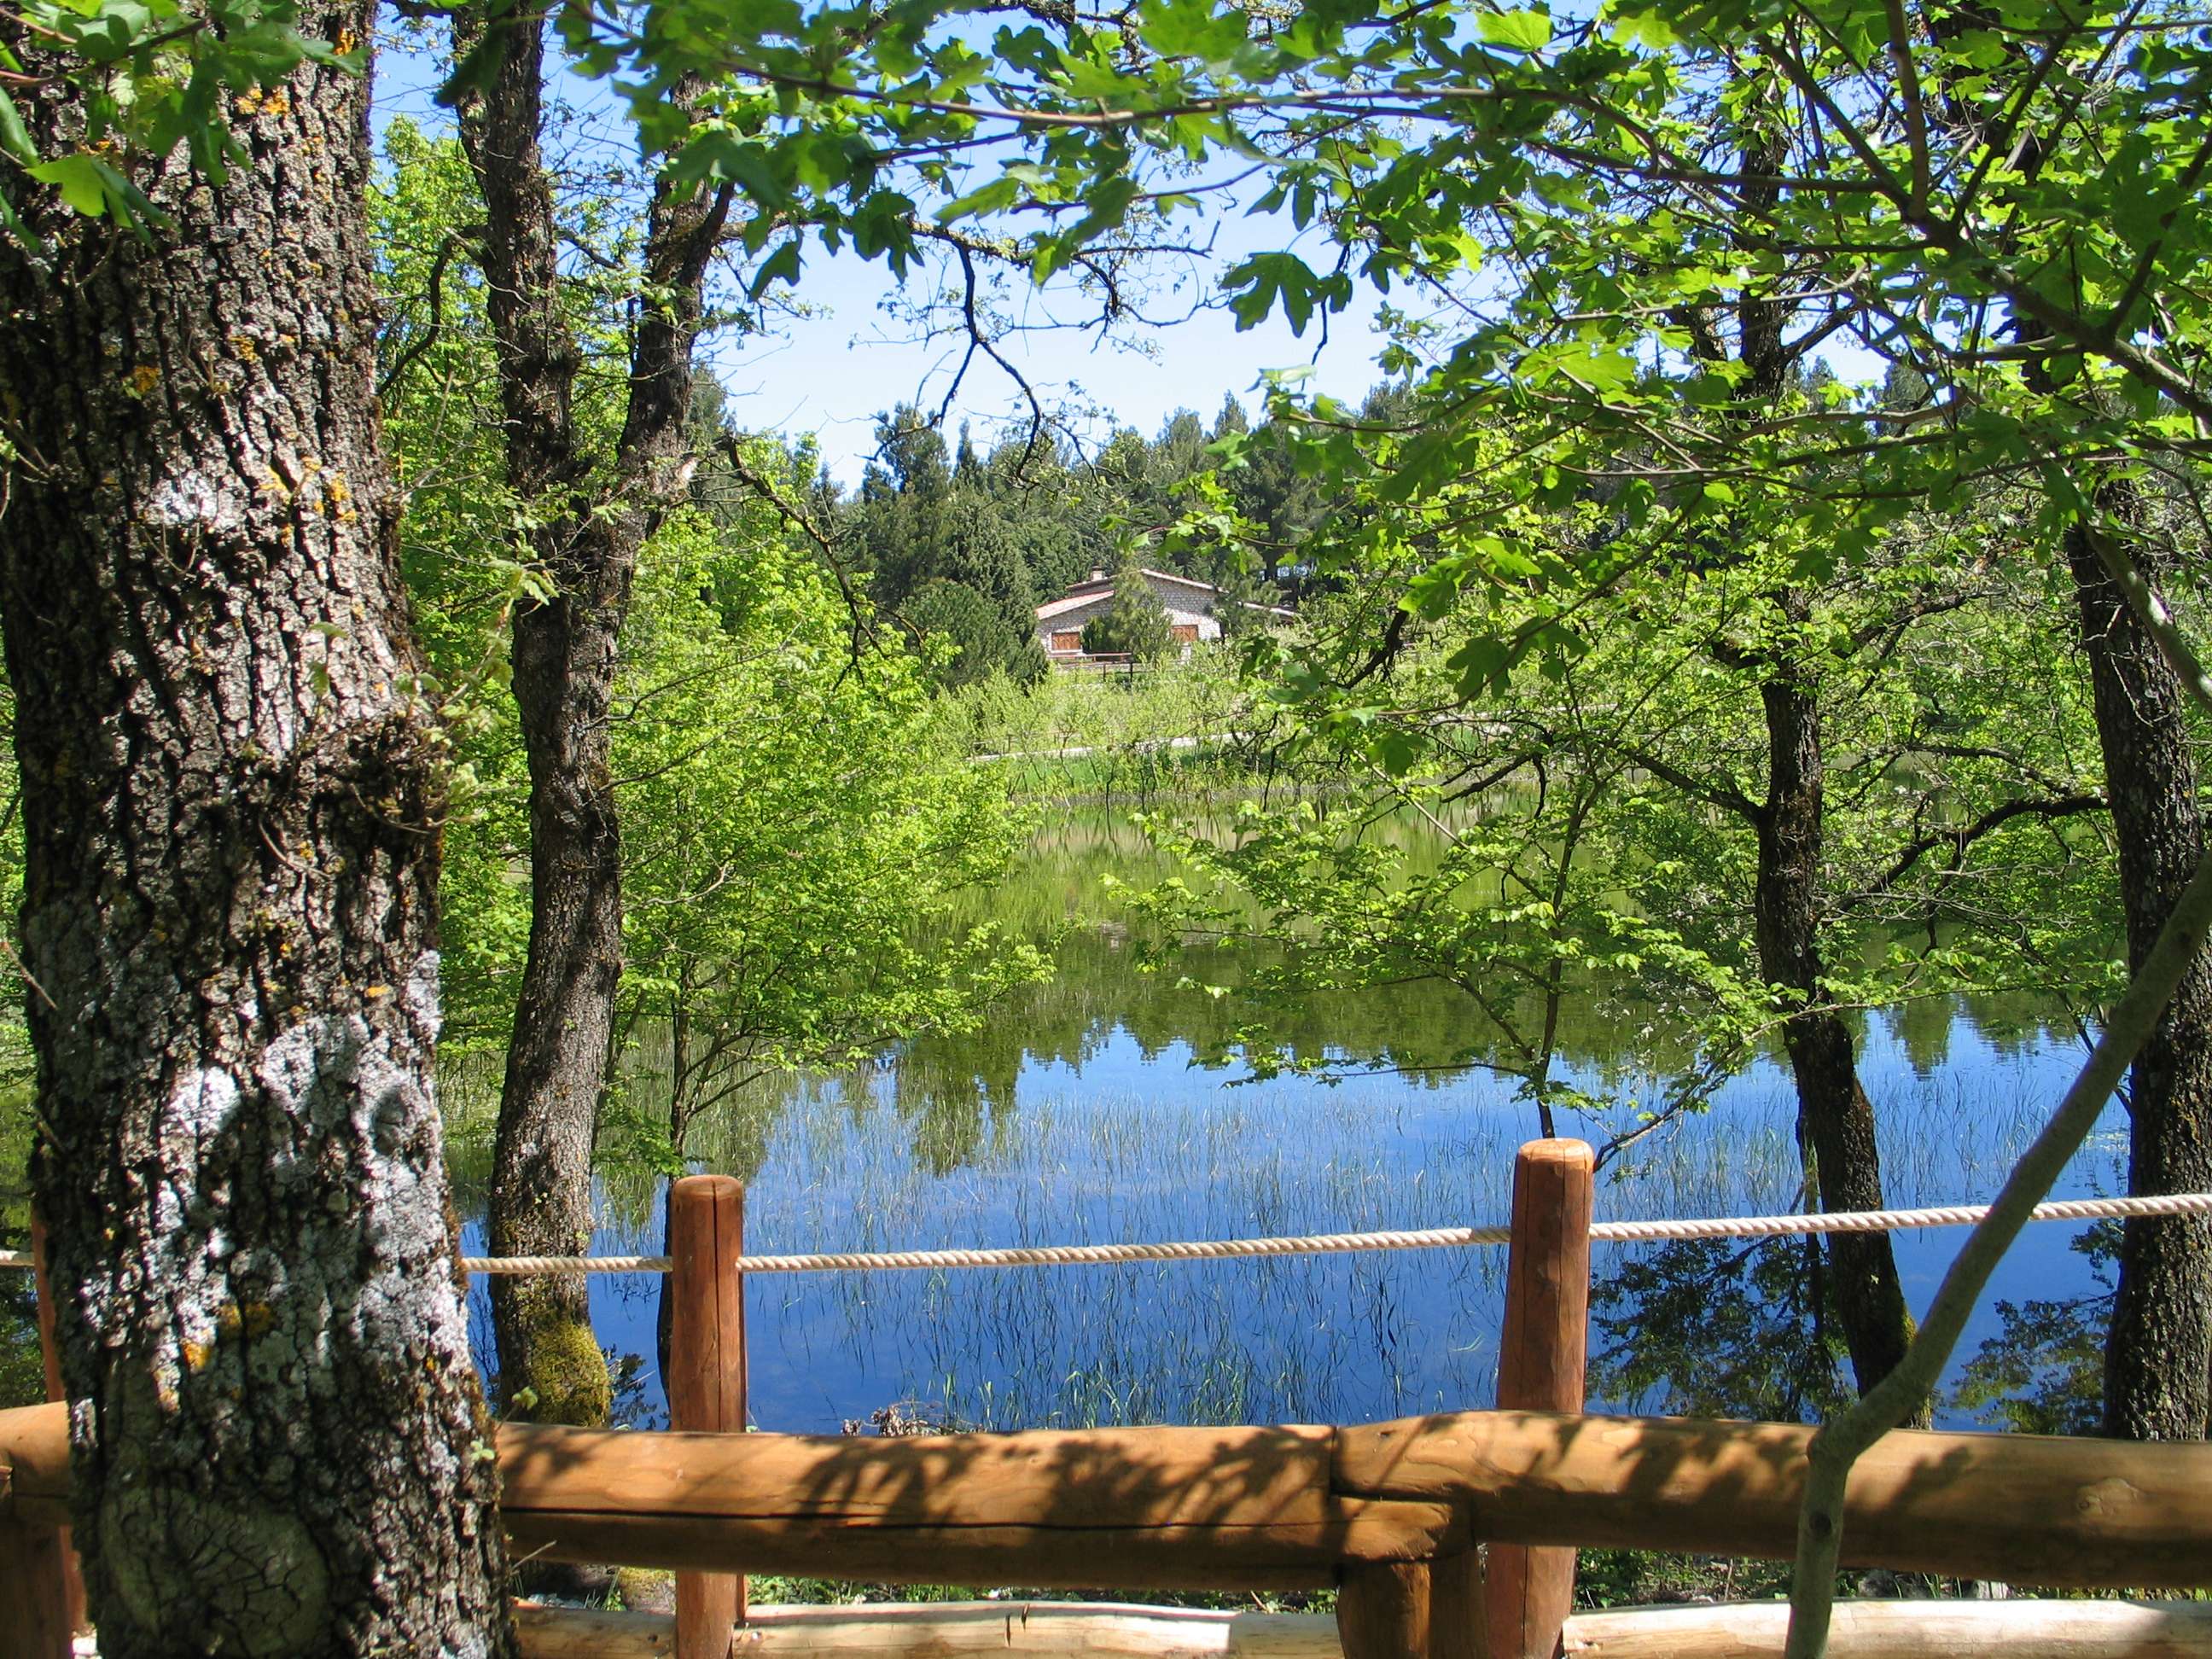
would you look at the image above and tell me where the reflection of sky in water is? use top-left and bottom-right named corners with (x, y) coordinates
top-left (463, 1005), bottom-right (2122, 1435)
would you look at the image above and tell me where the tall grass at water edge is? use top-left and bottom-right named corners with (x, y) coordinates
top-left (463, 1013), bottom-right (2127, 1437)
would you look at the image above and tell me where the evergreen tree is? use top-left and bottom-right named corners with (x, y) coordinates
top-left (1080, 548), bottom-right (1174, 661)
top-left (905, 578), bottom-right (1027, 686)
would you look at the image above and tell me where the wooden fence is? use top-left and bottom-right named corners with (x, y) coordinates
top-left (7, 1142), bottom-right (2212, 1659)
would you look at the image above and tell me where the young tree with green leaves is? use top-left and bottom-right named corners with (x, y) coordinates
top-left (439, 0), bottom-right (738, 1426)
top-left (596, 513), bottom-right (1051, 1164)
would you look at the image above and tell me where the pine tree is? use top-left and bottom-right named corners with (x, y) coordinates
top-left (1080, 548), bottom-right (1173, 661)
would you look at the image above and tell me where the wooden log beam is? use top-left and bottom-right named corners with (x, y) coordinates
top-left (0, 1404), bottom-right (1448, 1587)
top-left (0, 1401), bottom-right (70, 1530)
top-left (1335, 1412), bottom-right (2212, 1587)
top-left (509, 1599), bottom-right (2212, 1659)
top-left (9, 1400), bottom-right (2212, 1592)
top-left (506, 1499), bottom-right (1460, 1589)
top-left (497, 1417), bottom-right (1463, 1586)
top-left (504, 1418), bottom-right (1335, 1528)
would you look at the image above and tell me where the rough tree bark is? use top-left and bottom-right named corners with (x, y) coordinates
top-left (1753, 667), bottom-right (1916, 1399)
top-left (0, 9), bottom-right (515, 1653)
top-left (2065, 504), bottom-right (2212, 1441)
top-left (453, 6), bottom-right (730, 1421)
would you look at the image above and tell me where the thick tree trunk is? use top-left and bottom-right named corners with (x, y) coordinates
top-left (2064, 514), bottom-right (2212, 1441)
top-left (456, 9), bottom-right (728, 1422)
top-left (1754, 672), bottom-right (1917, 1402)
top-left (0, 15), bottom-right (514, 1654)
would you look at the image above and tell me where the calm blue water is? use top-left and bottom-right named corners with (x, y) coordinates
top-left (461, 1003), bottom-right (2124, 1435)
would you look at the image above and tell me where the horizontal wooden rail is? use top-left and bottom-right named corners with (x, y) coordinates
top-left (1334, 1411), bottom-right (2212, 1587)
top-left (496, 1417), bottom-right (1457, 1589)
top-left (509, 1599), bottom-right (2212, 1659)
top-left (9, 1400), bottom-right (2212, 1598)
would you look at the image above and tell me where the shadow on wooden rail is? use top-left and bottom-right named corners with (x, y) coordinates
top-left (7, 1397), bottom-right (2212, 1656)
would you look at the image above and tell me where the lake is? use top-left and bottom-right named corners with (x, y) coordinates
top-left (449, 812), bottom-right (2127, 1436)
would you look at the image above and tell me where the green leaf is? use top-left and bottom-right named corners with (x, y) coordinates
top-left (936, 173), bottom-right (1019, 224)
top-left (747, 237), bottom-right (802, 299)
top-left (30, 153), bottom-right (109, 216)
top-left (0, 88), bottom-right (38, 166)
top-left (1477, 9), bottom-right (1551, 50)
top-left (0, 185), bottom-right (44, 253)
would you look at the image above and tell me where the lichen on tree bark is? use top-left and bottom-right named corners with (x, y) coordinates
top-left (0, 7), bottom-right (515, 1651)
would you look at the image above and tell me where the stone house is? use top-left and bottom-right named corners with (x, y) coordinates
top-left (1033, 567), bottom-right (1295, 661)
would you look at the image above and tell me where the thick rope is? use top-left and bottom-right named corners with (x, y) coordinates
top-left (1586, 1190), bottom-right (2212, 1243)
top-left (463, 1254), bottom-right (672, 1275)
top-left (4, 1191), bottom-right (2208, 1277)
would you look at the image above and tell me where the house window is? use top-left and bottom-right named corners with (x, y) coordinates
top-left (1170, 624), bottom-right (1199, 645)
top-left (1051, 630), bottom-right (1084, 653)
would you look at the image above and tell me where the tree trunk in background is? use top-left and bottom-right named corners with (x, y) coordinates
top-left (1754, 669), bottom-right (1918, 1403)
top-left (2065, 506), bottom-right (2212, 1441)
top-left (0, 12), bottom-right (514, 1652)
top-left (456, 8), bottom-right (730, 1423)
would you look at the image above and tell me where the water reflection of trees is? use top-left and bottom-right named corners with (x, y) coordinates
top-left (567, 812), bottom-right (2098, 1204)
top-left (1950, 1224), bottom-right (2114, 1435)
top-left (1590, 1219), bottom-right (2118, 1431)
top-left (427, 806), bottom-right (2119, 1436)
top-left (1590, 1237), bottom-right (1850, 1424)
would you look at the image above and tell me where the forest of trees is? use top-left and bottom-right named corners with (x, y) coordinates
top-left (2, 0), bottom-right (2211, 1654)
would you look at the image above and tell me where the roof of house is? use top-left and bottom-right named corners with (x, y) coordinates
top-left (1034, 567), bottom-right (1296, 623)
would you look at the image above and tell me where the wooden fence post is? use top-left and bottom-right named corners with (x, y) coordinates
top-left (1485, 1138), bottom-right (1595, 1659)
top-left (1338, 1561), bottom-right (1434, 1659)
top-left (4, 1214), bottom-right (83, 1655)
top-left (669, 1175), bottom-right (748, 1659)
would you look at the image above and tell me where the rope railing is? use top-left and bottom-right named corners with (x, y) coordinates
top-left (5, 1190), bottom-right (2207, 1278)
top-left (19, 1190), bottom-right (2199, 1278)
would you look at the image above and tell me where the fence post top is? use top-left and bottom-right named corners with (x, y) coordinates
top-left (1516, 1139), bottom-right (1594, 1168)
top-left (672, 1174), bottom-right (744, 1199)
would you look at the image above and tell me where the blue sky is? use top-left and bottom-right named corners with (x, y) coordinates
top-left (696, 235), bottom-right (1401, 486)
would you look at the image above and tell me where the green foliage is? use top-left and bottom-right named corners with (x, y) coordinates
top-left (842, 404), bottom-right (1300, 690)
top-left (948, 651), bottom-right (1247, 760)
top-left (905, 578), bottom-right (1036, 687)
top-left (591, 513), bottom-right (1052, 1153)
top-left (368, 131), bottom-right (1054, 1167)
top-left (425, 499), bottom-right (1056, 1161)
top-left (1, 0), bottom-right (364, 241)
